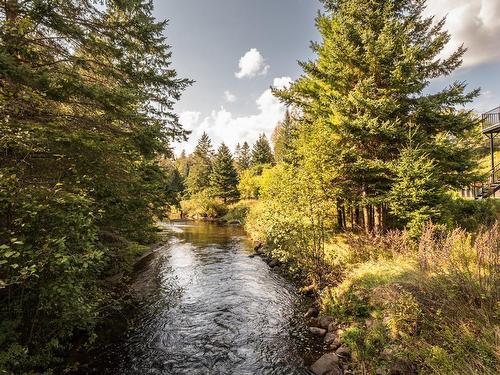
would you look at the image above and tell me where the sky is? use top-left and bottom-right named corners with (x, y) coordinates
top-left (151, 0), bottom-right (500, 155)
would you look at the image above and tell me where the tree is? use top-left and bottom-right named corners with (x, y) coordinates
top-left (0, 0), bottom-right (190, 370)
top-left (388, 146), bottom-right (446, 238)
top-left (251, 134), bottom-right (275, 166)
top-left (187, 132), bottom-right (213, 195)
top-left (235, 141), bottom-right (252, 172)
top-left (210, 143), bottom-right (239, 203)
top-left (276, 0), bottom-right (479, 233)
top-left (272, 109), bottom-right (299, 164)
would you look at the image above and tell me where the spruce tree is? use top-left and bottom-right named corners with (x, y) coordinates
top-left (272, 110), bottom-right (298, 164)
top-left (0, 0), bottom-right (190, 369)
top-left (235, 141), bottom-right (252, 172)
top-left (210, 143), bottom-right (239, 203)
top-left (276, 0), bottom-right (479, 232)
top-left (251, 134), bottom-right (275, 166)
top-left (187, 132), bottom-right (213, 195)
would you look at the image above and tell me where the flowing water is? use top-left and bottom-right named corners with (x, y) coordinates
top-left (83, 222), bottom-right (320, 375)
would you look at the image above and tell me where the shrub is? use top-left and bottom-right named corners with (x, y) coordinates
top-left (180, 190), bottom-right (227, 219)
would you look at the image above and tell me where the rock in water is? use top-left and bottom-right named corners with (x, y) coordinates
top-left (310, 352), bottom-right (341, 375)
top-left (309, 327), bottom-right (327, 336)
top-left (304, 307), bottom-right (319, 318)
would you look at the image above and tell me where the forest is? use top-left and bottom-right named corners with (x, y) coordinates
top-left (1, 0), bottom-right (499, 374)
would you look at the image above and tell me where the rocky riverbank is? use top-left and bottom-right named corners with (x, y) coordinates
top-left (249, 241), bottom-right (354, 375)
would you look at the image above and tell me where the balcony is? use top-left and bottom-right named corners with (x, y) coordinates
top-left (482, 106), bottom-right (500, 134)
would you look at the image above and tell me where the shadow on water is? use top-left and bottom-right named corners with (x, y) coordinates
top-left (82, 222), bottom-right (321, 375)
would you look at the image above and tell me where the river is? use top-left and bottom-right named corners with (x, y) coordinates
top-left (82, 221), bottom-right (321, 374)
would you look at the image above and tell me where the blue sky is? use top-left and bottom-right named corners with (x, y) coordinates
top-left (152, 0), bottom-right (500, 154)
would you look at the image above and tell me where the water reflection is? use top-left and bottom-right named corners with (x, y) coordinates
top-left (85, 222), bottom-right (319, 375)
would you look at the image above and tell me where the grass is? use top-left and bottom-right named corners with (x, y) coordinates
top-left (318, 223), bottom-right (499, 375)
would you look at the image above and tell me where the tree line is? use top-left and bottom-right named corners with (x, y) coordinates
top-left (175, 132), bottom-right (274, 207)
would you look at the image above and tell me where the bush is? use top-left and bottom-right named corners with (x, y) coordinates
top-left (222, 200), bottom-right (255, 224)
top-left (180, 190), bottom-right (227, 219)
top-left (444, 198), bottom-right (499, 232)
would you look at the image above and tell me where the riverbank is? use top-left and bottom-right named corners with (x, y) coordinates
top-left (247, 223), bottom-right (499, 375)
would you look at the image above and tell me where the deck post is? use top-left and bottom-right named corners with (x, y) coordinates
top-left (490, 134), bottom-right (495, 183)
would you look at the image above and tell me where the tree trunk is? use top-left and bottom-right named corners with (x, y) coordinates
top-left (5, 0), bottom-right (18, 22)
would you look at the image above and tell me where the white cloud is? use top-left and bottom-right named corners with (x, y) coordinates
top-left (178, 111), bottom-right (201, 131)
top-left (425, 0), bottom-right (500, 67)
top-left (235, 48), bottom-right (270, 79)
top-left (176, 77), bottom-right (292, 154)
top-left (224, 90), bottom-right (237, 103)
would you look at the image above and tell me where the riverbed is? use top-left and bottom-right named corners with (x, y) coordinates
top-left (82, 222), bottom-right (320, 374)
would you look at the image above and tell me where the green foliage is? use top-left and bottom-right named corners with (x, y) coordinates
top-left (0, 0), bottom-right (189, 371)
top-left (237, 165), bottom-right (266, 199)
top-left (444, 198), bottom-right (499, 232)
top-left (180, 191), bottom-right (227, 219)
top-left (246, 164), bottom-right (337, 283)
top-left (319, 224), bottom-right (499, 374)
top-left (388, 147), bottom-right (447, 237)
top-left (209, 143), bottom-right (239, 202)
top-left (222, 200), bottom-right (256, 224)
top-left (251, 133), bottom-right (275, 166)
top-left (275, 0), bottom-right (480, 232)
top-left (234, 141), bottom-right (252, 172)
top-left (272, 110), bottom-right (299, 164)
top-left (187, 132), bottom-right (213, 195)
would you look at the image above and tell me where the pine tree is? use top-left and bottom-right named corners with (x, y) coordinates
top-left (210, 143), bottom-right (239, 203)
top-left (0, 0), bottom-right (191, 369)
top-left (187, 132), bottom-right (213, 194)
top-left (251, 134), bottom-right (275, 166)
top-left (235, 141), bottom-right (252, 172)
top-left (276, 0), bottom-right (479, 232)
top-left (272, 110), bottom-right (298, 164)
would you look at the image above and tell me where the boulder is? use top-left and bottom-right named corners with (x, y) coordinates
top-left (318, 316), bottom-right (335, 329)
top-left (335, 346), bottom-right (351, 359)
top-left (324, 332), bottom-right (337, 345)
top-left (268, 259), bottom-right (279, 268)
top-left (325, 368), bottom-right (342, 375)
top-left (327, 321), bottom-right (337, 332)
top-left (329, 337), bottom-right (342, 350)
top-left (310, 352), bottom-right (340, 375)
top-left (304, 307), bottom-right (320, 318)
top-left (309, 327), bottom-right (327, 336)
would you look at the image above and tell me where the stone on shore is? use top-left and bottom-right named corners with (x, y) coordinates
top-left (309, 327), bottom-right (327, 336)
top-left (318, 316), bottom-right (335, 329)
top-left (304, 307), bottom-right (319, 318)
top-left (310, 352), bottom-right (341, 375)
top-left (324, 332), bottom-right (337, 345)
top-left (268, 259), bottom-right (279, 268)
top-left (335, 346), bottom-right (351, 359)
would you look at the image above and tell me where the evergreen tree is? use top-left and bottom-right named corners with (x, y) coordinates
top-left (187, 132), bottom-right (213, 194)
top-left (251, 134), bottom-right (275, 166)
top-left (210, 143), bottom-right (239, 202)
top-left (272, 110), bottom-right (299, 164)
top-left (0, 0), bottom-right (190, 369)
top-left (276, 0), bottom-right (479, 232)
top-left (235, 141), bottom-right (252, 172)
